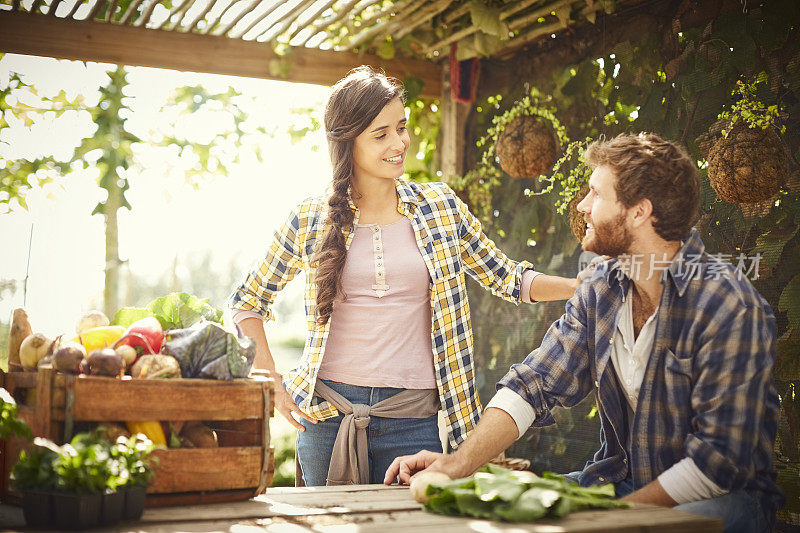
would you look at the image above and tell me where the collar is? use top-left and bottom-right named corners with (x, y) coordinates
top-left (394, 178), bottom-right (420, 214)
top-left (603, 228), bottom-right (705, 298)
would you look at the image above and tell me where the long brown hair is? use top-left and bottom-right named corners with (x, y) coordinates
top-left (314, 66), bottom-right (404, 326)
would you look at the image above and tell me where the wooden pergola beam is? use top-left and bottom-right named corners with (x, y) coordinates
top-left (0, 10), bottom-right (442, 98)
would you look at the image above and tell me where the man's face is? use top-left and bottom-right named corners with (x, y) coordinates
top-left (576, 166), bottom-right (633, 257)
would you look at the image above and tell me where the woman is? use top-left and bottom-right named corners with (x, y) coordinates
top-left (229, 66), bottom-right (582, 486)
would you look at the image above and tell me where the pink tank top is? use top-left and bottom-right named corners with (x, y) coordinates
top-left (318, 217), bottom-right (437, 389)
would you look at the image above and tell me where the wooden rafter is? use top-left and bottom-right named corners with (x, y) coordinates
top-left (184, 0), bottom-right (217, 32)
top-left (287, 0), bottom-right (336, 41)
top-left (253, 0), bottom-right (316, 41)
top-left (0, 10), bottom-right (442, 97)
top-left (227, 0), bottom-right (283, 39)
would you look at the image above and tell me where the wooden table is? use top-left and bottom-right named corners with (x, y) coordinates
top-left (121, 484), bottom-right (723, 532)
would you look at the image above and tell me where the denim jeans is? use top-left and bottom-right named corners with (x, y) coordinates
top-left (564, 471), bottom-right (771, 533)
top-left (296, 379), bottom-right (442, 486)
top-left (674, 491), bottom-right (771, 533)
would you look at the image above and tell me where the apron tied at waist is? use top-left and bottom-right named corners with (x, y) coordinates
top-left (313, 380), bottom-right (440, 485)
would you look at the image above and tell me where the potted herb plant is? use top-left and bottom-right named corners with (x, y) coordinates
top-left (11, 428), bottom-right (156, 529)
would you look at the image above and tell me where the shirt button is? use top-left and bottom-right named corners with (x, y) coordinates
top-left (594, 380), bottom-right (599, 387)
top-left (609, 338), bottom-right (614, 344)
top-left (623, 458), bottom-right (628, 464)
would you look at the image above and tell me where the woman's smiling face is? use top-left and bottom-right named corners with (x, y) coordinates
top-left (352, 97), bottom-right (409, 184)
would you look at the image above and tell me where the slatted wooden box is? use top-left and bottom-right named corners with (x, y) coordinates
top-left (0, 367), bottom-right (274, 507)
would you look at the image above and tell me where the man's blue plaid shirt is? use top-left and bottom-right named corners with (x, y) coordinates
top-left (498, 228), bottom-right (783, 513)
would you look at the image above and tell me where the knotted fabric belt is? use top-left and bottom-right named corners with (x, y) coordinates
top-left (313, 380), bottom-right (440, 485)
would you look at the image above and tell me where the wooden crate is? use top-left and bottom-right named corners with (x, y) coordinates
top-left (0, 367), bottom-right (274, 507)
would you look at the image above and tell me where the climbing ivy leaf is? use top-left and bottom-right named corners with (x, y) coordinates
top-left (780, 274), bottom-right (800, 330)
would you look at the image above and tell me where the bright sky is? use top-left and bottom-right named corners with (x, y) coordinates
top-left (0, 53), bottom-right (332, 339)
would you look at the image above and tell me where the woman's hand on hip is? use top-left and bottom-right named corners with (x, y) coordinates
top-left (275, 382), bottom-right (317, 431)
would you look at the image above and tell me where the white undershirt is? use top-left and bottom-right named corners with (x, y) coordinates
top-left (487, 285), bottom-right (728, 504)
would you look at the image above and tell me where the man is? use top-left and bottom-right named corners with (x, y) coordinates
top-left (384, 133), bottom-right (783, 531)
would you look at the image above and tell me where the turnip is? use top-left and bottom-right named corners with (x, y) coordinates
top-left (76, 310), bottom-right (109, 335)
top-left (19, 333), bottom-right (54, 370)
top-left (115, 345), bottom-right (137, 368)
top-left (410, 471), bottom-right (452, 503)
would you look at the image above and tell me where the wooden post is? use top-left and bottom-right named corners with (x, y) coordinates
top-left (439, 60), bottom-right (469, 179)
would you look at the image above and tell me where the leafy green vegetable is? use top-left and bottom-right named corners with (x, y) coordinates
top-left (1, 388), bottom-right (32, 441)
top-left (164, 321), bottom-right (255, 380)
top-left (422, 465), bottom-right (628, 522)
top-left (113, 292), bottom-right (224, 330)
top-left (12, 430), bottom-right (156, 493)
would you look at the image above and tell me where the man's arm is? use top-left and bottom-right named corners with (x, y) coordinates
top-left (384, 407), bottom-right (519, 485)
top-left (620, 479), bottom-right (678, 506)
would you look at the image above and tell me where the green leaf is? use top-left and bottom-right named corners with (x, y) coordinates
top-left (779, 274), bottom-right (800, 330)
top-left (473, 31), bottom-right (504, 57)
top-left (111, 307), bottom-right (151, 327)
top-left (474, 471), bottom-right (526, 502)
top-left (453, 487), bottom-right (496, 518)
top-left (377, 39), bottom-right (395, 60)
top-left (496, 487), bottom-right (556, 521)
top-left (469, 0), bottom-right (508, 38)
top-left (775, 328), bottom-right (800, 381)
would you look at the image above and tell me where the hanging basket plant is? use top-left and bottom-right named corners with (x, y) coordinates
top-left (479, 88), bottom-right (569, 180)
top-left (707, 122), bottom-right (788, 203)
top-left (701, 76), bottom-right (788, 206)
top-left (495, 115), bottom-right (561, 178)
top-left (568, 184), bottom-right (590, 242)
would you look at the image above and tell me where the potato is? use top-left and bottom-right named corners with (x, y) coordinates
top-left (130, 354), bottom-right (181, 379)
top-left (409, 471), bottom-right (452, 504)
top-left (180, 421), bottom-right (218, 448)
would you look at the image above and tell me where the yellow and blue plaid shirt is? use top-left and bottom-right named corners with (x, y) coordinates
top-left (229, 179), bottom-right (532, 448)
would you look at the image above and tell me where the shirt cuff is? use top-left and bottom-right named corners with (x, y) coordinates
top-left (521, 270), bottom-right (543, 303)
top-left (485, 387), bottom-right (536, 439)
top-left (657, 457), bottom-right (729, 505)
top-left (231, 309), bottom-right (264, 325)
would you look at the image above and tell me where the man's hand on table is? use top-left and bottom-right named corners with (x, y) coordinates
top-left (383, 450), bottom-right (470, 485)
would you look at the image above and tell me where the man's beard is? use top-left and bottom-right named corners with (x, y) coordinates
top-left (581, 210), bottom-right (632, 257)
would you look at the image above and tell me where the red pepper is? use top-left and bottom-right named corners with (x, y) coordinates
top-left (114, 316), bottom-right (164, 355)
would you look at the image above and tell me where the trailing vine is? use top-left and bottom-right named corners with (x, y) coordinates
top-left (718, 73), bottom-right (786, 137)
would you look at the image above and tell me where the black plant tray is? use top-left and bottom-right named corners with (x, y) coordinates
top-left (22, 487), bottom-right (146, 529)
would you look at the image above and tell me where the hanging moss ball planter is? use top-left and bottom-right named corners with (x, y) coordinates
top-left (569, 185), bottom-right (590, 242)
top-left (706, 122), bottom-right (788, 204)
top-left (495, 115), bottom-right (560, 178)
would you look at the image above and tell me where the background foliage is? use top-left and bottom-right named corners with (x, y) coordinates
top-left (438, 0), bottom-right (799, 523)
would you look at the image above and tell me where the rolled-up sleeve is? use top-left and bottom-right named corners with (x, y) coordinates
top-left (228, 207), bottom-right (305, 321)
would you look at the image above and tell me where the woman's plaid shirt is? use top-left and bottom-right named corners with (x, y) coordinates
top-left (498, 229), bottom-right (783, 512)
top-left (230, 179), bottom-right (532, 448)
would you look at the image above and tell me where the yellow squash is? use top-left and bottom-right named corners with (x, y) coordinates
top-left (125, 421), bottom-right (167, 447)
top-left (73, 325), bottom-right (125, 354)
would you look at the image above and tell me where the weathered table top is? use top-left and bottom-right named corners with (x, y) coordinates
top-left (119, 484), bottom-right (723, 532)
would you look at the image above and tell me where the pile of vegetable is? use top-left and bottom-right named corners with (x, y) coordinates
top-left (6, 292), bottom-right (256, 450)
top-left (411, 465), bottom-right (628, 522)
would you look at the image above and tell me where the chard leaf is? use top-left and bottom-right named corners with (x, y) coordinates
top-left (474, 471), bottom-right (526, 502)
